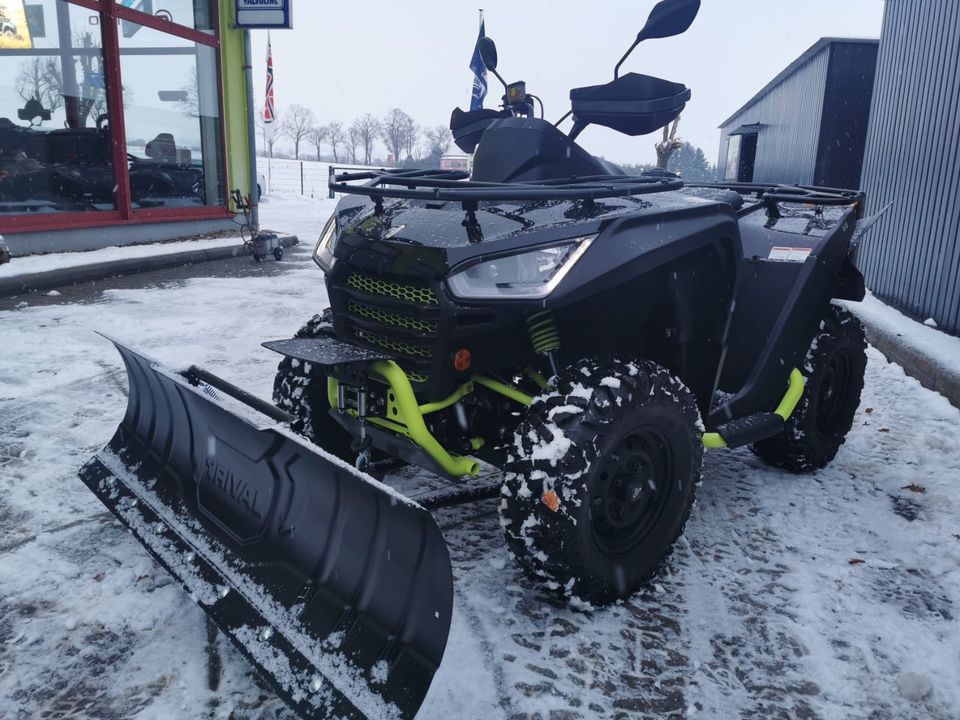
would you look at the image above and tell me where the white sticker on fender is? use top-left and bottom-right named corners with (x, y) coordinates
top-left (768, 246), bottom-right (813, 263)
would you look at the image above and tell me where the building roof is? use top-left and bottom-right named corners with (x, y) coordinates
top-left (718, 37), bottom-right (879, 129)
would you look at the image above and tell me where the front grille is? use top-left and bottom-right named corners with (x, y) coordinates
top-left (346, 273), bottom-right (439, 306)
top-left (354, 329), bottom-right (433, 359)
top-left (347, 301), bottom-right (439, 334)
top-left (337, 270), bottom-right (440, 368)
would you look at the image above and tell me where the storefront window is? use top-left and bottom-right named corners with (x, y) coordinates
top-left (119, 0), bottom-right (215, 35)
top-left (119, 18), bottom-right (224, 209)
top-left (0, 1), bottom-right (116, 214)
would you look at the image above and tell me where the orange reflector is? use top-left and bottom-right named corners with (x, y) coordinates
top-left (541, 489), bottom-right (559, 512)
top-left (453, 348), bottom-right (472, 372)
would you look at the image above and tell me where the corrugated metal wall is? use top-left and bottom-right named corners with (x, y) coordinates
top-left (717, 46), bottom-right (830, 184)
top-left (859, 0), bottom-right (960, 334)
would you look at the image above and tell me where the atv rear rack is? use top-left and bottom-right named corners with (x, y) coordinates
top-left (688, 182), bottom-right (865, 219)
top-left (328, 167), bottom-right (683, 210)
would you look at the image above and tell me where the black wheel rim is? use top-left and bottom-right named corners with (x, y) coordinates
top-left (815, 347), bottom-right (853, 436)
top-left (589, 428), bottom-right (674, 558)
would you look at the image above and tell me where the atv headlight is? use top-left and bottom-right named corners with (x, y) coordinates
top-left (446, 235), bottom-right (595, 300)
top-left (313, 214), bottom-right (338, 272)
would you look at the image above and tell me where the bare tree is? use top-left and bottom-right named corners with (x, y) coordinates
top-left (15, 30), bottom-right (109, 127)
top-left (308, 124), bottom-right (326, 161)
top-left (325, 121), bottom-right (345, 163)
top-left (402, 115), bottom-right (419, 161)
top-left (353, 113), bottom-right (380, 165)
top-left (256, 110), bottom-right (280, 158)
top-left (655, 116), bottom-right (682, 169)
top-left (178, 66), bottom-right (199, 118)
top-left (346, 125), bottom-right (361, 164)
top-left (381, 108), bottom-right (414, 165)
top-left (15, 58), bottom-right (64, 117)
top-left (424, 125), bottom-right (451, 160)
top-left (70, 31), bottom-right (109, 125)
top-left (281, 104), bottom-right (315, 160)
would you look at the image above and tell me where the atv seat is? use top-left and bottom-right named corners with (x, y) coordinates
top-left (570, 72), bottom-right (690, 136)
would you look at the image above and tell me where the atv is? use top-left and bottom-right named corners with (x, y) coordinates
top-left (80, 1), bottom-right (875, 718)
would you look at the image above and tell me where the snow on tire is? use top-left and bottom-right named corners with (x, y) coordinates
top-left (272, 311), bottom-right (356, 462)
top-left (500, 358), bottom-right (703, 607)
top-left (751, 305), bottom-right (867, 473)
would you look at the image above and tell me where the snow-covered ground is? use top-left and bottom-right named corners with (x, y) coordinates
top-left (1, 194), bottom-right (959, 719)
top-left (0, 235), bottom-right (246, 278)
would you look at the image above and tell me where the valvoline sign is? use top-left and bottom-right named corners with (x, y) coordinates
top-left (236, 0), bottom-right (292, 29)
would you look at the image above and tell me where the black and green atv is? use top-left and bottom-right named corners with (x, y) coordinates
top-left (79, 1), bottom-right (878, 718)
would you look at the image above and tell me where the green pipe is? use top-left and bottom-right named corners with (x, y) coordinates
top-left (370, 360), bottom-right (480, 477)
top-left (524, 367), bottom-right (550, 391)
top-left (418, 381), bottom-right (474, 415)
top-left (702, 368), bottom-right (806, 449)
top-left (325, 364), bottom-right (536, 477)
top-left (473, 375), bottom-right (534, 406)
top-left (774, 368), bottom-right (806, 420)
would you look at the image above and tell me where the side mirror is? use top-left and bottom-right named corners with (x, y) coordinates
top-left (478, 36), bottom-right (498, 72)
top-left (636, 0), bottom-right (700, 42)
top-left (614, 0), bottom-right (700, 78)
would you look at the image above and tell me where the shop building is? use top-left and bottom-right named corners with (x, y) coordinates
top-left (0, 0), bottom-right (255, 253)
top-left (716, 38), bottom-right (879, 189)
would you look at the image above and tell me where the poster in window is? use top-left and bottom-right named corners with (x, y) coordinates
top-left (0, 0), bottom-right (32, 49)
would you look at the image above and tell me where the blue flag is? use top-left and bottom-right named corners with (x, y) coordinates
top-left (469, 14), bottom-right (487, 112)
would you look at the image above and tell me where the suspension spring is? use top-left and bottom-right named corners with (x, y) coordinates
top-left (526, 310), bottom-right (561, 354)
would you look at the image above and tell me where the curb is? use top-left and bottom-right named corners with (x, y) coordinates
top-left (853, 312), bottom-right (960, 410)
top-left (0, 235), bottom-right (299, 298)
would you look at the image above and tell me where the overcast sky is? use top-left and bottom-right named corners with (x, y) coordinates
top-left (251, 0), bottom-right (885, 166)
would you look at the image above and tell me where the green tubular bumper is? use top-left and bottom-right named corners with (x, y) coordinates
top-left (327, 363), bottom-right (535, 478)
top-left (327, 365), bottom-right (479, 477)
top-left (702, 368), bottom-right (806, 449)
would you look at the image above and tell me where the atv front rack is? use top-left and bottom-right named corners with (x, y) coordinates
top-left (327, 167), bottom-right (682, 209)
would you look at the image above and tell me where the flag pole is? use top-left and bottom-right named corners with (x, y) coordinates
top-left (242, 28), bottom-right (259, 231)
top-left (267, 30), bottom-right (272, 196)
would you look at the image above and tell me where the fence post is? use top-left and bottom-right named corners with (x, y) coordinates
top-left (300, 162), bottom-right (305, 195)
top-left (328, 165), bottom-right (335, 199)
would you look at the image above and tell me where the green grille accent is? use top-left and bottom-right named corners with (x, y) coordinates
top-left (407, 372), bottom-right (430, 384)
top-left (355, 329), bottom-right (432, 359)
top-left (347, 301), bottom-right (438, 334)
top-left (346, 273), bottom-right (438, 306)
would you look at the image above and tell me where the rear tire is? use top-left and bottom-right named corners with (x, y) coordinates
top-left (751, 305), bottom-right (867, 473)
top-left (272, 312), bottom-right (357, 463)
top-left (500, 358), bottom-right (702, 606)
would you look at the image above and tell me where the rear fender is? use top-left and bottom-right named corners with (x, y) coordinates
top-left (712, 207), bottom-right (860, 423)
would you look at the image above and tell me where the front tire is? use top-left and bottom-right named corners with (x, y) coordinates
top-left (751, 305), bottom-right (867, 473)
top-left (272, 312), bottom-right (356, 463)
top-left (500, 358), bottom-right (702, 606)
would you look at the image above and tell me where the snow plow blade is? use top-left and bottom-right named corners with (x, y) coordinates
top-left (79, 337), bottom-right (453, 720)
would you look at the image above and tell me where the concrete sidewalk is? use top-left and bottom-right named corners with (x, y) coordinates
top-left (843, 293), bottom-right (960, 410)
top-left (0, 234), bottom-right (298, 298)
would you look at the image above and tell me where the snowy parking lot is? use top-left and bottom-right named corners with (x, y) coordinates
top-left (1, 194), bottom-right (959, 719)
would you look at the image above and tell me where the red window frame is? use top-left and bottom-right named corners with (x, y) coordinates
top-left (2, 0), bottom-right (230, 234)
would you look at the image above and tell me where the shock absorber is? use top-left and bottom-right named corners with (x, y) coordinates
top-left (526, 310), bottom-right (561, 377)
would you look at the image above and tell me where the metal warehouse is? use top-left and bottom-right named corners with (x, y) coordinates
top-left (859, 0), bottom-right (960, 335)
top-left (717, 38), bottom-right (879, 189)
